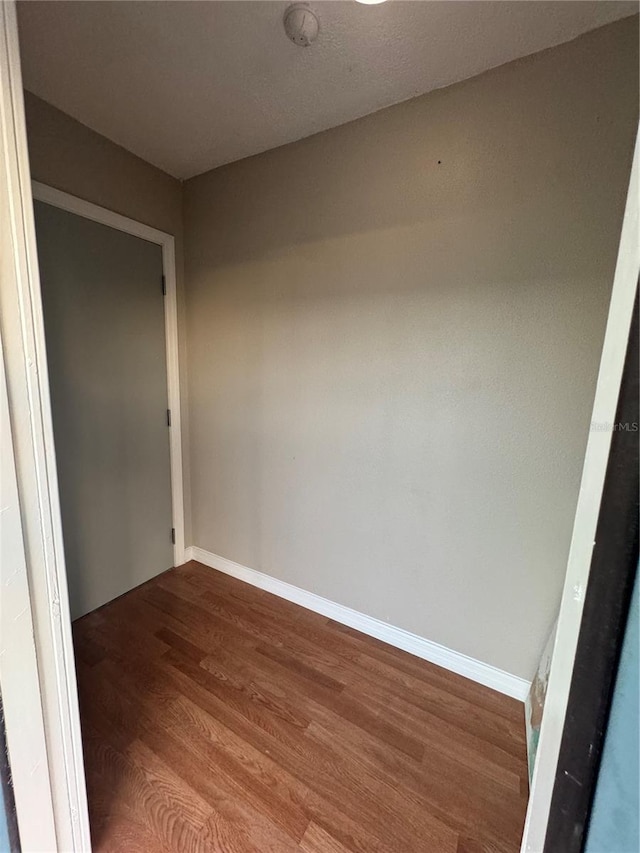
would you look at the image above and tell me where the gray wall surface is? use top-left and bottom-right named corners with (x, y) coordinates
top-left (183, 18), bottom-right (638, 679)
top-left (0, 781), bottom-right (9, 853)
top-left (585, 564), bottom-right (639, 853)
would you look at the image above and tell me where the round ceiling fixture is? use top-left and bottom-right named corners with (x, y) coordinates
top-left (283, 4), bottom-right (320, 47)
top-left (355, 0), bottom-right (388, 4)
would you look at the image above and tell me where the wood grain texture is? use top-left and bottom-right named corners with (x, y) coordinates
top-left (73, 561), bottom-right (529, 852)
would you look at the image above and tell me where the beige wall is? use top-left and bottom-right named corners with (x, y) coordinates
top-left (23, 92), bottom-right (192, 542)
top-left (184, 18), bottom-right (638, 680)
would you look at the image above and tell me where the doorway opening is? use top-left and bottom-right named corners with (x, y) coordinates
top-left (33, 185), bottom-right (185, 618)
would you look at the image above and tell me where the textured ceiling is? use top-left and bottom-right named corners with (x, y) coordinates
top-left (17, 1), bottom-right (637, 179)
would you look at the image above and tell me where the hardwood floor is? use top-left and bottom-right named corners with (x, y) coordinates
top-left (73, 561), bottom-right (529, 852)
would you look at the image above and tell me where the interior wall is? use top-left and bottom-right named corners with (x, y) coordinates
top-left (22, 92), bottom-right (192, 544)
top-left (184, 17), bottom-right (638, 680)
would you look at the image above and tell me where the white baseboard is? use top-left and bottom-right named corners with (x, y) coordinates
top-left (184, 546), bottom-right (530, 702)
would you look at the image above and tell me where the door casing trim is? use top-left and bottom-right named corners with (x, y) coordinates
top-left (32, 180), bottom-right (186, 567)
top-left (0, 2), bottom-right (91, 846)
top-left (521, 125), bottom-right (639, 851)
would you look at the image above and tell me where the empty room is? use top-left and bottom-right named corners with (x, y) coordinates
top-left (0, 1), bottom-right (638, 852)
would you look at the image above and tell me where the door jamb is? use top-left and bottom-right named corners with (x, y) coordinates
top-left (521, 125), bottom-right (639, 851)
top-left (0, 2), bottom-right (91, 848)
top-left (31, 180), bottom-right (186, 567)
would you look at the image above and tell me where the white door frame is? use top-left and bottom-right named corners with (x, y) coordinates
top-left (521, 126), bottom-right (639, 851)
top-left (31, 180), bottom-right (186, 568)
top-left (0, 270), bottom-right (59, 852)
top-left (0, 1), bottom-right (91, 848)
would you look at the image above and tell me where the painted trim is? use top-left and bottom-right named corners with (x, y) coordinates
top-left (31, 180), bottom-right (186, 566)
top-left (186, 546), bottom-right (531, 701)
top-left (0, 300), bottom-right (57, 849)
top-left (0, 2), bottom-right (90, 848)
top-left (521, 125), bottom-right (640, 852)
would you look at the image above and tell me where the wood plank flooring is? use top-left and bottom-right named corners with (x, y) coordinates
top-left (73, 561), bottom-right (529, 852)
